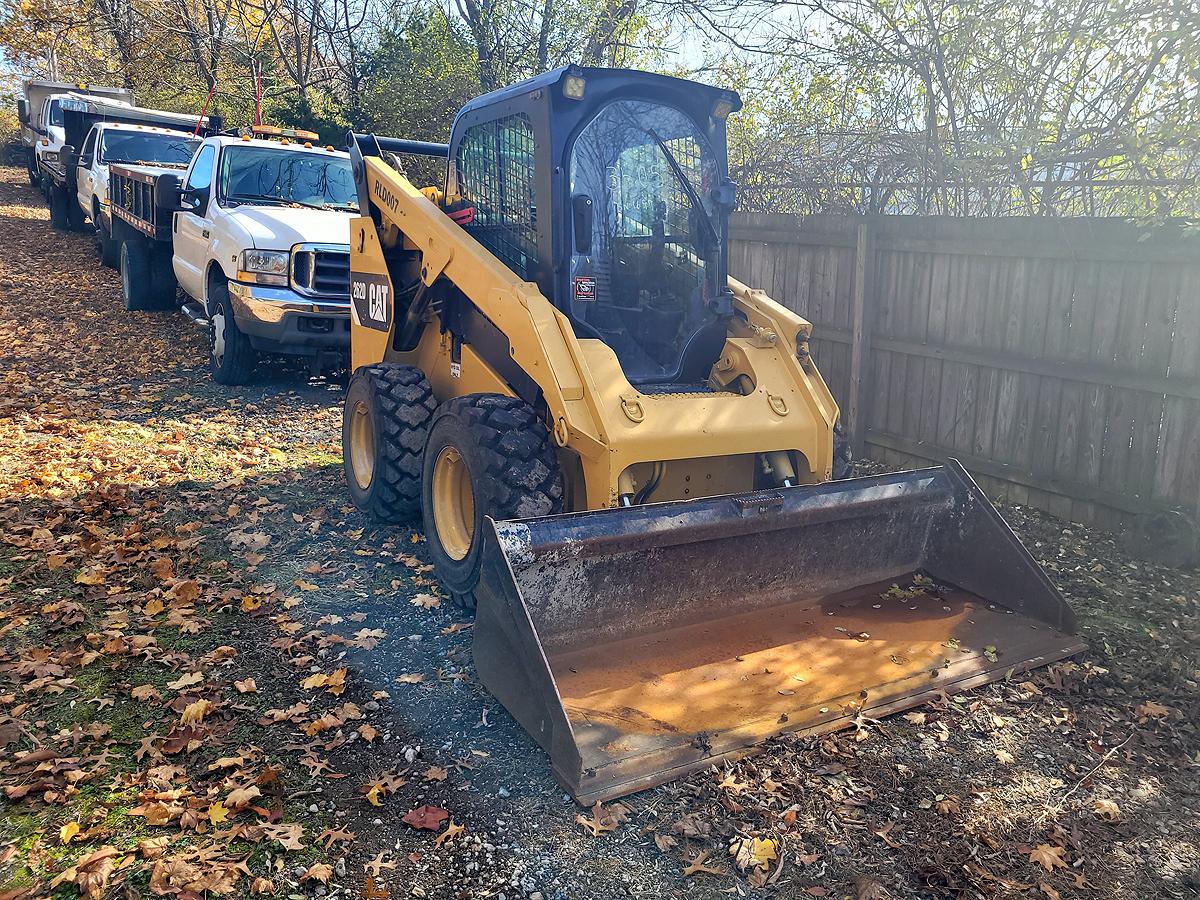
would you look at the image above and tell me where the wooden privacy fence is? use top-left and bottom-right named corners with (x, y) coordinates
top-left (729, 213), bottom-right (1200, 561)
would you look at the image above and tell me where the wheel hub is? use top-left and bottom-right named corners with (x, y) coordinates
top-left (211, 312), bottom-right (226, 365)
top-left (348, 399), bottom-right (375, 491)
top-left (432, 446), bottom-right (475, 561)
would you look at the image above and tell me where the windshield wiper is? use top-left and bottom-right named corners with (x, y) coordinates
top-left (227, 193), bottom-right (327, 210)
top-left (646, 129), bottom-right (720, 253)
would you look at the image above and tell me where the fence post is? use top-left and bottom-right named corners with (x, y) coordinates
top-left (846, 218), bottom-right (876, 456)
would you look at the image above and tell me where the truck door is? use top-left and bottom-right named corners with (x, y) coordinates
top-left (173, 144), bottom-right (216, 303)
top-left (76, 127), bottom-right (99, 219)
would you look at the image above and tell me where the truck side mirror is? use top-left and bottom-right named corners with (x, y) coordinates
top-left (60, 144), bottom-right (78, 170)
top-left (156, 170), bottom-right (198, 211)
top-left (182, 186), bottom-right (210, 213)
top-left (17, 99), bottom-right (28, 126)
top-left (572, 193), bottom-right (594, 254)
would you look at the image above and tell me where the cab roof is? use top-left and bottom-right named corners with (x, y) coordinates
top-left (208, 134), bottom-right (349, 157)
top-left (96, 122), bottom-right (196, 136)
top-left (454, 64), bottom-right (742, 121)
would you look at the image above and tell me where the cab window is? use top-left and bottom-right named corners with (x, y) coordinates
top-left (455, 114), bottom-right (537, 280)
top-left (185, 145), bottom-right (215, 192)
top-left (80, 128), bottom-right (98, 161)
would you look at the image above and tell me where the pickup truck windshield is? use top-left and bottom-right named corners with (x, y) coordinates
top-left (100, 132), bottom-right (200, 168)
top-left (219, 146), bottom-right (358, 211)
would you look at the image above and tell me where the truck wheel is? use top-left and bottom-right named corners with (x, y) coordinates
top-left (67, 197), bottom-right (87, 232)
top-left (96, 219), bottom-right (119, 268)
top-left (343, 364), bottom-right (436, 522)
top-left (208, 281), bottom-right (257, 385)
top-left (833, 418), bottom-right (853, 480)
top-left (48, 189), bottom-right (70, 230)
top-left (421, 395), bottom-right (564, 609)
top-left (120, 241), bottom-right (157, 311)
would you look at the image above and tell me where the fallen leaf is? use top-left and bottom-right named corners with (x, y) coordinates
top-left (359, 723), bottom-right (379, 742)
top-left (180, 699), bottom-right (214, 724)
top-left (402, 805), bottom-right (449, 830)
top-left (301, 863), bottom-right (333, 884)
top-left (730, 836), bottom-right (777, 871)
top-left (234, 678), bottom-right (257, 693)
top-left (682, 849), bottom-right (724, 877)
top-left (1029, 844), bottom-right (1067, 872)
top-left (364, 851), bottom-right (397, 877)
top-left (423, 766), bottom-right (449, 782)
top-left (227, 785), bottom-right (262, 808)
top-left (411, 593), bottom-right (441, 609)
top-left (1136, 700), bottom-right (1170, 720)
top-left (1092, 798), bottom-right (1121, 821)
top-left (208, 800), bottom-right (230, 825)
top-left (575, 800), bottom-right (630, 837)
top-left (435, 820), bottom-right (465, 846)
top-left (166, 672), bottom-right (203, 691)
top-left (60, 821), bottom-right (80, 844)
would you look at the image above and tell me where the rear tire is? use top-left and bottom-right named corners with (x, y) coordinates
top-left (343, 364), bottom-right (436, 522)
top-left (208, 277), bottom-right (257, 385)
top-left (48, 188), bottom-right (70, 230)
top-left (421, 395), bottom-right (564, 608)
top-left (121, 241), bottom-right (154, 311)
top-left (67, 196), bottom-right (87, 231)
top-left (97, 218), bottom-right (119, 268)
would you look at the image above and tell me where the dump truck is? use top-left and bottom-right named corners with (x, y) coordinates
top-left (35, 93), bottom-right (217, 231)
top-left (342, 65), bottom-right (1085, 803)
top-left (16, 80), bottom-right (134, 186)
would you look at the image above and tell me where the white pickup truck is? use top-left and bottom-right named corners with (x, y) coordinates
top-left (107, 127), bottom-right (357, 384)
top-left (74, 122), bottom-right (200, 267)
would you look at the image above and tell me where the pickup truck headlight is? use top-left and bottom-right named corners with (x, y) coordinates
top-left (238, 249), bottom-right (289, 286)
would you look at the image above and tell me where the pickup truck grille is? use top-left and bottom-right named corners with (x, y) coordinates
top-left (291, 246), bottom-right (350, 299)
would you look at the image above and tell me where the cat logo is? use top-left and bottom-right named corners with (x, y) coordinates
top-left (350, 271), bottom-right (393, 333)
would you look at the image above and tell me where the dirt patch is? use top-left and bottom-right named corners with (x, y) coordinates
top-left (0, 166), bottom-right (1197, 900)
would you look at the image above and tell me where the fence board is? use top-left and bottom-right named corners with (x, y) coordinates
top-left (729, 212), bottom-right (1200, 541)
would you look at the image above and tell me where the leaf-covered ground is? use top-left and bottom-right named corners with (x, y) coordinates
top-left (0, 164), bottom-right (1197, 900)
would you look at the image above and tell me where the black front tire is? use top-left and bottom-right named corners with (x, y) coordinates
top-left (343, 364), bottom-right (436, 522)
top-left (208, 279), bottom-right (257, 385)
top-left (421, 395), bottom-right (564, 607)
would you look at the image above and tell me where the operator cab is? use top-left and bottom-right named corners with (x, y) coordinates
top-left (446, 66), bottom-right (741, 387)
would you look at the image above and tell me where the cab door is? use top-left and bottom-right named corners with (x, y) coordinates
top-left (172, 143), bottom-right (217, 304)
top-left (76, 127), bottom-right (100, 218)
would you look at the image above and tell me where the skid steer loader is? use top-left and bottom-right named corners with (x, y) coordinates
top-left (342, 66), bottom-right (1084, 803)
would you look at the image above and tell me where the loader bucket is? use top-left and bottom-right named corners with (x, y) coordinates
top-left (472, 460), bottom-right (1084, 803)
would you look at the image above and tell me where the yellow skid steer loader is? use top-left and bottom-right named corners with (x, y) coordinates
top-left (342, 66), bottom-right (1084, 803)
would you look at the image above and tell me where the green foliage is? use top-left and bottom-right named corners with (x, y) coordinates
top-left (355, 6), bottom-right (481, 143)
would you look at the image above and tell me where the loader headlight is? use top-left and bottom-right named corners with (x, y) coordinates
top-left (562, 74), bottom-right (587, 100)
top-left (239, 249), bottom-right (290, 286)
